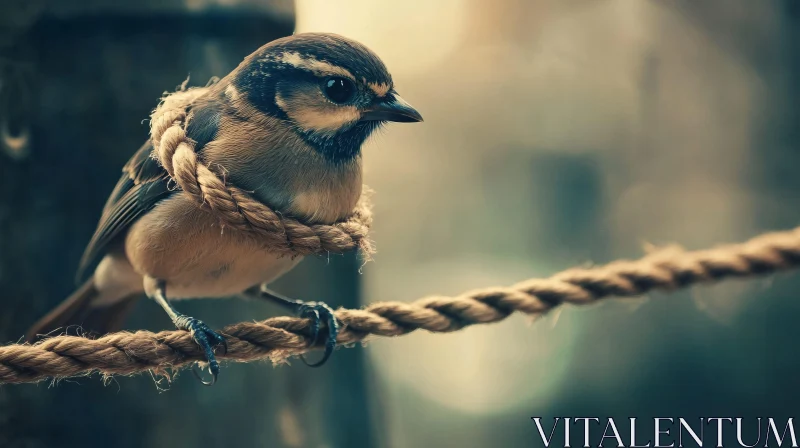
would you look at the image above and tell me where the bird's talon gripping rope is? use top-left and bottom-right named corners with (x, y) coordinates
top-left (250, 287), bottom-right (342, 368)
top-left (177, 316), bottom-right (226, 385)
top-left (297, 302), bottom-right (340, 367)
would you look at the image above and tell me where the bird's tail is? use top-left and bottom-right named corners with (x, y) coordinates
top-left (25, 277), bottom-right (140, 342)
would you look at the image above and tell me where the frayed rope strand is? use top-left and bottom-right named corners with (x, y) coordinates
top-left (2, 226), bottom-right (800, 385)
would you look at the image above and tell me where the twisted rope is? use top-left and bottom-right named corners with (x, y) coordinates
top-left (148, 88), bottom-right (374, 257)
top-left (2, 226), bottom-right (799, 384)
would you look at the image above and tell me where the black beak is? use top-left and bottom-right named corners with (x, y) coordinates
top-left (360, 94), bottom-right (423, 123)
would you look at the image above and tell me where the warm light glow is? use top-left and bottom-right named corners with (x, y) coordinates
top-left (295, 0), bottom-right (466, 76)
top-left (366, 257), bottom-right (580, 415)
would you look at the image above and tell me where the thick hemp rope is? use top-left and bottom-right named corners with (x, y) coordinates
top-left (1, 226), bottom-right (799, 384)
top-left (148, 86), bottom-right (374, 257)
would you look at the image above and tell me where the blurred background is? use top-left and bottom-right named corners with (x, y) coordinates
top-left (1, 0), bottom-right (799, 446)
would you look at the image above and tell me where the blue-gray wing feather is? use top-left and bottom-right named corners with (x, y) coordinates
top-left (75, 141), bottom-right (172, 282)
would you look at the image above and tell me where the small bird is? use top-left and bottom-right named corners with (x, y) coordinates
top-left (25, 32), bottom-right (422, 384)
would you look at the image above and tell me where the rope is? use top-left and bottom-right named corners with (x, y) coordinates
top-left (148, 87), bottom-right (374, 257)
top-left (2, 225), bottom-right (799, 384)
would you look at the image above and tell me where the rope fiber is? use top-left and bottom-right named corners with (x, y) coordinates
top-left (1, 225), bottom-right (799, 385)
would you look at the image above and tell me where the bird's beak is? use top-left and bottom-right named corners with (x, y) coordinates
top-left (360, 94), bottom-right (423, 123)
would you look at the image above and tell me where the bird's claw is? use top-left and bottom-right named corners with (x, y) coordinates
top-left (297, 302), bottom-right (339, 367)
top-left (176, 315), bottom-right (227, 385)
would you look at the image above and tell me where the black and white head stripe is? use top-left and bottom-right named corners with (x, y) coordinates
top-left (232, 33), bottom-right (394, 117)
top-left (262, 33), bottom-right (392, 93)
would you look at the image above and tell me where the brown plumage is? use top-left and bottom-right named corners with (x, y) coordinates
top-left (25, 33), bottom-right (422, 381)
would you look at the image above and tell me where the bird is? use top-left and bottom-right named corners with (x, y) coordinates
top-left (25, 32), bottom-right (423, 384)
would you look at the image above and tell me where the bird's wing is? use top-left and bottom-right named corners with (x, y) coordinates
top-left (75, 141), bottom-right (172, 282)
top-left (75, 97), bottom-right (224, 282)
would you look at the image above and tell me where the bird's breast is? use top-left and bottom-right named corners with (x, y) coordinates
top-left (288, 179), bottom-right (363, 224)
top-left (124, 192), bottom-right (302, 299)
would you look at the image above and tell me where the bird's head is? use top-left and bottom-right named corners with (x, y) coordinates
top-left (232, 32), bottom-right (422, 163)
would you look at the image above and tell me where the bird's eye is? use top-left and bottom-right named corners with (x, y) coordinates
top-left (323, 77), bottom-right (355, 104)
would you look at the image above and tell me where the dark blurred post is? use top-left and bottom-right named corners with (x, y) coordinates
top-left (0, 1), bottom-right (374, 447)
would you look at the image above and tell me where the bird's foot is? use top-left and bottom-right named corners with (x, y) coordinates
top-left (295, 301), bottom-right (340, 367)
top-left (247, 286), bottom-right (341, 367)
top-left (174, 314), bottom-right (228, 385)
